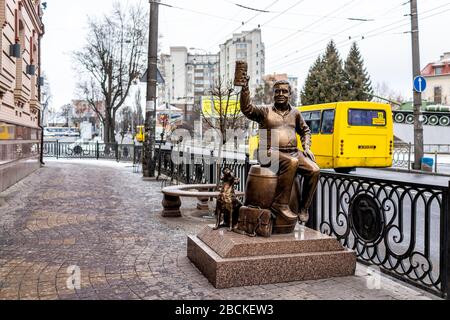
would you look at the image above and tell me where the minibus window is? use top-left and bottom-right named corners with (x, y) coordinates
top-left (348, 109), bottom-right (386, 126)
top-left (304, 111), bottom-right (321, 134)
top-left (302, 112), bottom-right (311, 120)
top-left (321, 110), bottom-right (335, 134)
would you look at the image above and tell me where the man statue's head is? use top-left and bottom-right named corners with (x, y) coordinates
top-left (273, 80), bottom-right (292, 108)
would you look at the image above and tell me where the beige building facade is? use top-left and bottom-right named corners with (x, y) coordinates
top-left (0, 0), bottom-right (44, 192)
top-left (421, 52), bottom-right (450, 105)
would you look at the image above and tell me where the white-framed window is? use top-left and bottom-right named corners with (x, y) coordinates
top-left (435, 67), bottom-right (443, 75)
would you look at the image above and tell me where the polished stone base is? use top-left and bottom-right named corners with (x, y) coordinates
top-left (187, 225), bottom-right (356, 289)
top-left (0, 157), bottom-right (41, 193)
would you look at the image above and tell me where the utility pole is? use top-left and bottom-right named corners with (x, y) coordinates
top-left (143, 0), bottom-right (160, 177)
top-left (410, 0), bottom-right (424, 170)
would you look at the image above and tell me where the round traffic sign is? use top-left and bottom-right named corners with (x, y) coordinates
top-left (413, 76), bottom-right (427, 93)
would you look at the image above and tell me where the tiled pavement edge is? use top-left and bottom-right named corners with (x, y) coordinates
top-left (0, 159), bottom-right (441, 300)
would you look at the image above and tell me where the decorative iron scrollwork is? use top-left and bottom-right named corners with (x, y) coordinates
top-left (349, 193), bottom-right (384, 244)
top-left (316, 173), bottom-right (446, 297)
top-left (73, 145), bottom-right (83, 155)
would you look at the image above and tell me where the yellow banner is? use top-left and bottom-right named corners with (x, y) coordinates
top-left (201, 97), bottom-right (241, 117)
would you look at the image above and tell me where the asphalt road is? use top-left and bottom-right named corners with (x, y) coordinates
top-left (350, 168), bottom-right (450, 188)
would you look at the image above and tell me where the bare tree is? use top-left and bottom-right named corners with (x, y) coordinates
top-left (133, 87), bottom-right (144, 127)
top-left (118, 106), bottom-right (133, 144)
top-left (372, 82), bottom-right (406, 110)
top-left (60, 104), bottom-right (73, 127)
top-left (253, 82), bottom-right (272, 105)
top-left (73, 2), bottom-right (147, 144)
top-left (197, 78), bottom-right (246, 185)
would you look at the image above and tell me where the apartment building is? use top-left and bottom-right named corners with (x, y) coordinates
top-left (219, 28), bottom-right (265, 93)
top-left (161, 47), bottom-right (219, 124)
top-left (0, 0), bottom-right (44, 192)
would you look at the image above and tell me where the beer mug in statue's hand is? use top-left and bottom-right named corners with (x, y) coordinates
top-left (234, 61), bottom-right (249, 87)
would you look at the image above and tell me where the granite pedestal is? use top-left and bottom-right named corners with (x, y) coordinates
top-left (187, 225), bottom-right (356, 289)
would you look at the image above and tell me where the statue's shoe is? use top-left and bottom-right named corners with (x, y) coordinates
top-left (270, 203), bottom-right (298, 222)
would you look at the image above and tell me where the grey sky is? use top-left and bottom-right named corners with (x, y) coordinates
top-left (41, 0), bottom-right (450, 110)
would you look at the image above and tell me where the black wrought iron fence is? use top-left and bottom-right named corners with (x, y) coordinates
top-left (155, 148), bottom-right (250, 192)
top-left (43, 141), bottom-right (140, 163)
top-left (310, 171), bottom-right (450, 298)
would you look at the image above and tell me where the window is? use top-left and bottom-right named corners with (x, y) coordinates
top-left (348, 109), bottom-right (386, 127)
top-left (435, 67), bottom-right (443, 75)
top-left (434, 87), bottom-right (442, 104)
top-left (302, 111), bottom-right (321, 134)
top-left (321, 110), bottom-right (335, 134)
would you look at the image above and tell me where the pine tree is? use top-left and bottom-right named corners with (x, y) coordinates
top-left (300, 56), bottom-right (326, 105)
top-left (321, 40), bottom-right (346, 103)
top-left (344, 42), bottom-right (373, 101)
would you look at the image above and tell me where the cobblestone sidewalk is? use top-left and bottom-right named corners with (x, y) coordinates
top-left (0, 159), bottom-right (441, 300)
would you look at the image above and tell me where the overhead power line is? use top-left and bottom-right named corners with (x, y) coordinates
top-left (268, 3), bottom-right (450, 71)
top-left (234, 3), bottom-right (271, 13)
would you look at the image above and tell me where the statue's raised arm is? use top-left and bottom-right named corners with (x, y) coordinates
top-left (235, 63), bottom-right (266, 123)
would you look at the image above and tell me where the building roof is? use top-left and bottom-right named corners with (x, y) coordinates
top-left (421, 52), bottom-right (450, 76)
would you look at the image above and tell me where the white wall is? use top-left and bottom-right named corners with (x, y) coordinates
top-left (395, 123), bottom-right (450, 144)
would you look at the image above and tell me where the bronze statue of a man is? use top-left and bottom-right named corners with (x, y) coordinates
top-left (240, 77), bottom-right (320, 224)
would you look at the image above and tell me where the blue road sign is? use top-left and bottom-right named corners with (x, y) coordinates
top-left (413, 76), bottom-right (427, 93)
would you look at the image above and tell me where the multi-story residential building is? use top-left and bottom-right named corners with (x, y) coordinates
top-left (421, 52), bottom-right (450, 105)
top-left (219, 28), bottom-right (265, 93)
top-left (0, 0), bottom-right (44, 192)
top-left (160, 47), bottom-right (219, 125)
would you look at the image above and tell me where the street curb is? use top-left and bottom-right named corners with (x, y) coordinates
top-left (380, 167), bottom-right (450, 177)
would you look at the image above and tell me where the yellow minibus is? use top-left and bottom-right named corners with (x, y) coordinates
top-left (249, 101), bottom-right (393, 174)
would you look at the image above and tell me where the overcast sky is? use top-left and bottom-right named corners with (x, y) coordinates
top-left (41, 0), bottom-right (450, 110)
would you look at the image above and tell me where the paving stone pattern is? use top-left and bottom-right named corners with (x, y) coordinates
top-left (0, 160), bottom-right (441, 300)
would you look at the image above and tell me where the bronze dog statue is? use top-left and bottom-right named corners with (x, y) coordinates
top-left (214, 168), bottom-right (242, 231)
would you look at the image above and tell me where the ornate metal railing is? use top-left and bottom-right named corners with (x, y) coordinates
top-left (155, 147), bottom-right (250, 192)
top-left (43, 141), bottom-right (139, 163)
top-left (393, 143), bottom-right (412, 170)
top-left (309, 171), bottom-right (450, 298)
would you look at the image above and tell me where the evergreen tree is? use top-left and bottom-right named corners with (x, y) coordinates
top-left (300, 56), bottom-right (326, 105)
top-left (344, 42), bottom-right (373, 101)
top-left (321, 40), bottom-right (346, 103)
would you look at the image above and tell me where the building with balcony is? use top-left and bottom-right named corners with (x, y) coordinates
top-left (0, 0), bottom-right (44, 192)
top-left (421, 52), bottom-right (450, 105)
top-left (158, 47), bottom-right (220, 127)
top-left (219, 28), bottom-right (265, 93)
